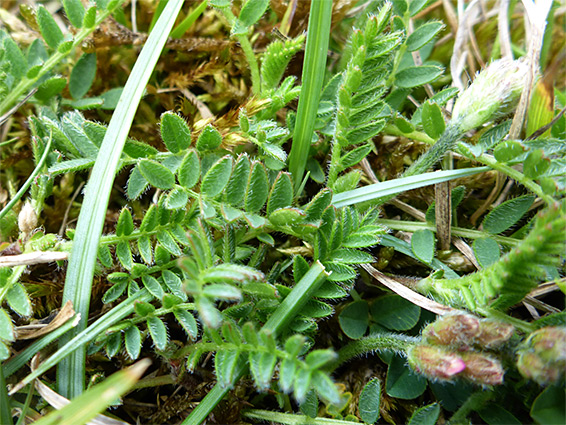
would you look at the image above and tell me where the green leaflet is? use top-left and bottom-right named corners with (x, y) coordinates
top-left (177, 150), bottom-right (200, 189)
top-left (37, 5), bottom-right (65, 50)
top-left (138, 159), bottom-right (175, 190)
top-left (201, 156), bottom-right (233, 197)
top-left (245, 161), bottom-right (269, 213)
top-left (161, 111), bottom-right (191, 153)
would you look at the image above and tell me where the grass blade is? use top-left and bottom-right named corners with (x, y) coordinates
top-left (10, 290), bottom-right (152, 395)
top-left (32, 359), bottom-right (150, 425)
top-left (288, 0), bottom-right (333, 192)
top-left (331, 167), bottom-right (489, 208)
top-left (56, 0), bottom-right (184, 398)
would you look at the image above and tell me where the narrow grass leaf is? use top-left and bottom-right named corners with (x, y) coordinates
top-left (288, 0), bottom-right (333, 190)
top-left (57, 0), bottom-right (185, 398)
top-left (32, 360), bottom-right (150, 425)
top-left (332, 167), bottom-right (488, 208)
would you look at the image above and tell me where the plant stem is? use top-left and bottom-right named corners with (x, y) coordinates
top-left (458, 144), bottom-right (555, 205)
top-left (330, 334), bottom-right (419, 371)
top-left (0, 136), bottom-right (52, 222)
top-left (216, 7), bottom-right (261, 95)
top-left (449, 390), bottom-right (494, 425)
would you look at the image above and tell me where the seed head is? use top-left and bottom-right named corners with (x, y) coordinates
top-left (18, 201), bottom-right (37, 236)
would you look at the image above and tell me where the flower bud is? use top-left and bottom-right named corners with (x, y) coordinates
top-left (408, 345), bottom-right (466, 381)
top-left (476, 319), bottom-right (515, 348)
top-left (451, 58), bottom-right (528, 132)
top-left (422, 313), bottom-right (480, 347)
top-left (18, 201), bottom-right (37, 236)
top-left (516, 327), bottom-right (566, 385)
top-left (460, 352), bottom-right (505, 386)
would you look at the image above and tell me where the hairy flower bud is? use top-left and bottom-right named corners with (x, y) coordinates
top-left (422, 313), bottom-right (480, 347)
top-left (451, 58), bottom-right (528, 132)
top-left (408, 345), bottom-right (466, 381)
top-left (476, 319), bottom-right (515, 348)
top-left (18, 201), bottom-right (37, 236)
top-left (517, 326), bottom-right (566, 385)
top-left (460, 352), bottom-right (505, 386)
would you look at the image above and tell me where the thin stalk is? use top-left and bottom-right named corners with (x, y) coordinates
top-left (330, 334), bottom-right (419, 371)
top-left (449, 391), bottom-right (494, 425)
top-left (57, 0), bottom-right (184, 399)
top-left (14, 383), bottom-right (34, 425)
top-left (288, 0), bottom-right (332, 192)
top-left (216, 7), bottom-right (261, 95)
top-left (378, 219), bottom-right (521, 246)
top-left (0, 1), bottom-right (126, 116)
top-left (0, 136), bottom-right (52, 222)
top-left (181, 262), bottom-right (328, 425)
top-left (458, 144), bottom-right (555, 205)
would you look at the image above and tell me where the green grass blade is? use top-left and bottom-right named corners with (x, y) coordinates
top-left (10, 290), bottom-right (151, 395)
top-left (331, 167), bottom-right (489, 208)
top-left (32, 359), bottom-right (150, 425)
top-left (0, 365), bottom-right (11, 425)
top-left (288, 0), bottom-right (332, 192)
top-left (170, 1), bottom-right (207, 38)
top-left (56, 0), bottom-right (184, 399)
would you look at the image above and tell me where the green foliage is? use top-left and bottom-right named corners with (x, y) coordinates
top-left (0, 1), bottom-right (564, 424)
top-left (417, 202), bottom-right (566, 310)
top-left (327, 6), bottom-right (402, 187)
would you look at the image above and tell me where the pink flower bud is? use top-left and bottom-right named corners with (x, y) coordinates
top-left (516, 327), bottom-right (566, 385)
top-left (460, 352), bottom-right (505, 386)
top-left (408, 345), bottom-right (466, 381)
top-left (476, 320), bottom-right (515, 348)
top-left (422, 313), bottom-right (480, 347)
